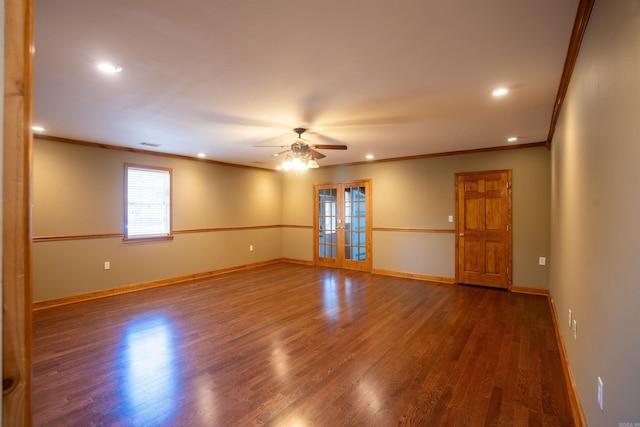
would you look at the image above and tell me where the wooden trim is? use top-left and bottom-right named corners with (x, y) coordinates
top-left (33, 233), bottom-right (123, 242)
top-left (122, 235), bottom-right (174, 243)
top-left (3, 0), bottom-right (34, 423)
top-left (510, 285), bottom-right (550, 296)
top-left (32, 259), bottom-right (285, 310)
top-left (373, 227), bottom-right (455, 233)
top-left (548, 294), bottom-right (587, 426)
top-left (35, 134), bottom-right (274, 171)
top-left (174, 225), bottom-right (284, 234)
top-left (37, 134), bottom-right (548, 171)
top-left (327, 141), bottom-right (547, 168)
top-left (32, 225), bottom-right (295, 242)
top-left (280, 258), bottom-right (314, 266)
top-left (546, 0), bottom-right (596, 148)
top-left (32, 224), bottom-right (456, 242)
top-left (372, 268), bottom-right (455, 285)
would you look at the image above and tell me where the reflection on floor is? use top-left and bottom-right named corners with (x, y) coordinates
top-left (32, 263), bottom-right (574, 426)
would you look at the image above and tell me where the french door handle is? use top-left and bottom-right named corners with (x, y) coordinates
top-left (459, 233), bottom-right (464, 237)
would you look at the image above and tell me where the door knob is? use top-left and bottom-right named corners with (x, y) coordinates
top-left (459, 233), bottom-right (464, 237)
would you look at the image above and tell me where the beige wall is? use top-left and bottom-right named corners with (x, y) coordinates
top-left (282, 146), bottom-right (551, 288)
top-left (33, 139), bottom-right (282, 301)
top-left (550, 0), bottom-right (640, 423)
top-left (34, 139), bottom-right (550, 302)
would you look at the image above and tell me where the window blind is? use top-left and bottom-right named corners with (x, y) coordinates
top-left (126, 166), bottom-right (171, 238)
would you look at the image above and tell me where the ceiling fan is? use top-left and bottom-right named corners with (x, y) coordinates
top-left (259, 128), bottom-right (347, 170)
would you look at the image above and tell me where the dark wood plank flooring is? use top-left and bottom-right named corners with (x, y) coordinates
top-left (32, 263), bottom-right (574, 426)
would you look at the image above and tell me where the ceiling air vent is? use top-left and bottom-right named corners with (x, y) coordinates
top-left (139, 142), bottom-right (161, 147)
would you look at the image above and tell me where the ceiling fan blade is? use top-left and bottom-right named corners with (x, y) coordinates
top-left (308, 149), bottom-right (326, 159)
top-left (312, 144), bottom-right (348, 150)
top-left (272, 149), bottom-right (290, 157)
top-left (253, 145), bottom-right (289, 148)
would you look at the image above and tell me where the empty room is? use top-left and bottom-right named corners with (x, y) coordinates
top-left (3, 0), bottom-right (640, 425)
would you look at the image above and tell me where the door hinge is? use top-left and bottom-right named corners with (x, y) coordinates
top-left (507, 224), bottom-right (510, 231)
top-left (506, 182), bottom-right (511, 189)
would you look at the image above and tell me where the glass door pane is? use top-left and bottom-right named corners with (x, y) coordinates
top-left (344, 185), bottom-right (366, 262)
top-left (318, 188), bottom-right (337, 259)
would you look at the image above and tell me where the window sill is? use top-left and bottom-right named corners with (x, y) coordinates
top-left (123, 234), bottom-right (174, 243)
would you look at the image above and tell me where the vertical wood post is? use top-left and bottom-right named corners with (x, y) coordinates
top-left (3, 0), bottom-right (34, 424)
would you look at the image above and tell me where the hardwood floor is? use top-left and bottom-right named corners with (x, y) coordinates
top-left (32, 263), bottom-right (574, 426)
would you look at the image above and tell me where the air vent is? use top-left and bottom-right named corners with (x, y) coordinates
top-left (140, 142), bottom-right (161, 147)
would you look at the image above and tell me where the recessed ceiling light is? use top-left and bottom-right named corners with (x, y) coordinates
top-left (492, 87), bottom-right (509, 97)
top-left (507, 137), bottom-right (518, 142)
top-left (366, 154), bottom-right (374, 160)
top-left (96, 61), bottom-right (123, 74)
top-left (197, 153), bottom-right (206, 158)
top-left (32, 125), bottom-right (45, 132)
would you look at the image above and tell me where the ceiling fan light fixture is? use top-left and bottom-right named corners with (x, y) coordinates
top-left (280, 159), bottom-right (293, 170)
top-left (277, 153), bottom-right (316, 172)
top-left (291, 157), bottom-right (308, 171)
top-left (96, 61), bottom-right (123, 74)
top-left (272, 127), bottom-right (346, 171)
top-left (492, 87), bottom-right (509, 97)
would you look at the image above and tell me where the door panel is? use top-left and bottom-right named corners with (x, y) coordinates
top-left (456, 170), bottom-right (511, 289)
top-left (315, 181), bottom-right (371, 272)
top-left (316, 186), bottom-right (340, 268)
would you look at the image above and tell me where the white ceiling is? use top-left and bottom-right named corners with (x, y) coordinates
top-left (34, 0), bottom-right (579, 169)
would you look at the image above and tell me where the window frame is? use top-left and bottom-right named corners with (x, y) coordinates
top-left (124, 163), bottom-right (173, 242)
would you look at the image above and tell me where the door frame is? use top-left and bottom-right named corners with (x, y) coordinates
top-left (313, 179), bottom-right (372, 272)
top-left (454, 169), bottom-right (512, 289)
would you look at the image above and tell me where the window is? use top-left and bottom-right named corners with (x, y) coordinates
top-left (125, 164), bottom-right (172, 241)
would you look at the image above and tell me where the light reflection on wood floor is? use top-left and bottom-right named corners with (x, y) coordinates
top-left (32, 263), bottom-right (574, 426)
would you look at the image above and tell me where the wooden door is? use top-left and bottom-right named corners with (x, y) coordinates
top-left (455, 170), bottom-right (511, 289)
top-left (314, 180), bottom-right (372, 272)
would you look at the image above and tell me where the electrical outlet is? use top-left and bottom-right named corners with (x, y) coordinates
top-left (573, 320), bottom-right (577, 340)
top-left (539, 256), bottom-right (546, 266)
top-left (104, 261), bottom-right (110, 270)
top-left (448, 215), bottom-right (454, 223)
top-left (568, 309), bottom-right (572, 328)
top-left (249, 245), bottom-right (254, 252)
top-left (597, 377), bottom-right (603, 411)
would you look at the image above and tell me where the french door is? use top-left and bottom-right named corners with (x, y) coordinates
top-left (455, 170), bottom-right (512, 289)
top-left (314, 180), bottom-right (372, 272)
